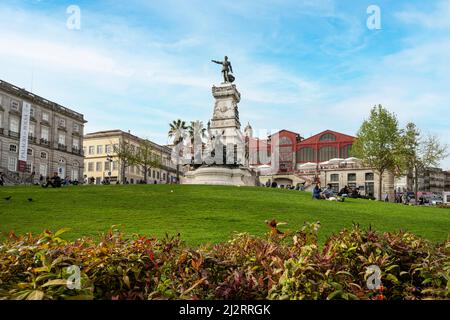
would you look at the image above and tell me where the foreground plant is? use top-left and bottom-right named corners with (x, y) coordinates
top-left (0, 222), bottom-right (448, 300)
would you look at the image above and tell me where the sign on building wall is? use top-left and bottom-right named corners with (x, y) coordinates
top-left (18, 101), bottom-right (31, 172)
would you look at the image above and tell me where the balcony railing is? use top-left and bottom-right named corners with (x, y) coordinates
top-left (28, 136), bottom-right (37, 144)
top-left (58, 143), bottom-right (67, 151)
top-left (8, 130), bottom-right (19, 138)
top-left (71, 148), bottom-right (83, 156)
top-left (40, 138), bottom-right (50, 146)
top-left (160, 164), bottom-right (177, 173)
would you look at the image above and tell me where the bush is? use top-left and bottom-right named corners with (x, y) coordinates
top-left (0, 223), bottom-right (448, 300)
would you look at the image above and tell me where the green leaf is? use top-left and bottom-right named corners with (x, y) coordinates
top-left (386, 274), bottom-right (399, 284)
top-left (327, 290), bottom-right (343, 300)
top-left (50, 256), bottom-right (71, 268)
top-left (336, 271), bottom-right (353, 277)
top-left (35, 273), bottom-right (56, 283)
top-left (123, 275), bottom-right (130, 289)
top-left (54, 228), bottom-right (71, 237)
top-left (27, 290), bottom-right (45, 300)
top-left (42, 279), bottom-right (69, 287)
top-left (33, 266), bottom-right (49, 273)
top-left (14, 291), bottom-right (31, 300)
top-left (347, 293), bottom-right (359, 300)
top-left (385, 265), bottom-right (399, 272)
top-left (330, 282), bottom-right (343, 290)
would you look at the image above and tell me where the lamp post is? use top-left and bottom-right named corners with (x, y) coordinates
top-left (106, 154), bottom-right (113, 184)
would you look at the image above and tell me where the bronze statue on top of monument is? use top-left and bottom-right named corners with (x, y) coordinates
top-left (211, 56), bottom-right (235, 83)
top-left (181, 56), bottom-right (257, 186)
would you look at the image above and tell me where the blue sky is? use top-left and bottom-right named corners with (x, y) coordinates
top-left (1, 0), bottom-right (449, 168)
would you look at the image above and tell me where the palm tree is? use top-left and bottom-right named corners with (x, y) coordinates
top-left (168, 119), bottom-right (188, 183)
top-left (187, 120), bottom-right (207, 144)
top-left (188, 121), bottom-right (207, 169)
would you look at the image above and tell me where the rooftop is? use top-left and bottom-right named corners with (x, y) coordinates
top-left (0, 79), bottom-right (86, 122)
top-left (84, 129), bottom-right (172, 153)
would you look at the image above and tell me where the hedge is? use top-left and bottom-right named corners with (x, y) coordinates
top-left (0, 222), bottom-right (448, 300)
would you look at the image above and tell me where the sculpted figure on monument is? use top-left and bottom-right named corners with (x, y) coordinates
top-left (211, 56), bottom-right (235, 83)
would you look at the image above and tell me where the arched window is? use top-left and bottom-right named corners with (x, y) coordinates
top-left (279, 137), bottom-right (292, 145)
top-left (9, 144), bottom-right (17, 153)
top-left (297, 147), bottom-right (315, 162)
top-left (319, 146), bottom-right (337, 162)
top-left (27, 148), bottom-right (33, 156)
top-left (58, 158), bottom-right (66, 178)
top-left (319, 133), bottom-right (336, 141)
top-left (72, 161), bottom-right (80, 181)
top-left (340, 144), bottom-right (352, 158)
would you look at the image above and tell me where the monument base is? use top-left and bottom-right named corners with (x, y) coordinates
top-left (182, 166), bottom-right (257, 186)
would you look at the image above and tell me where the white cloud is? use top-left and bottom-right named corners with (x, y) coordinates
top-left (395, 1), bottom-right (450, 29)
top-left (0, 33), bottom-right (132, 77)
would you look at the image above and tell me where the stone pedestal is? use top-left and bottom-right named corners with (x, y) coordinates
top-left (183, 82), bottom-right (257, 186)
top-left (183, 166), bottom-right (256, 186)
top-left (209, 84), bottom-right (243, 151)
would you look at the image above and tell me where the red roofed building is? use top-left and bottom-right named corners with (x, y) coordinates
top-left (247, 128), bottom-right (397, 200)
top-left (248, 129), bottom-right (356, 173)
top-left (296, 130), bottom-right (355, 164)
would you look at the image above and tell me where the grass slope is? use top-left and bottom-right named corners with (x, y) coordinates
top-left (0, 185), bottom-right (449, 246)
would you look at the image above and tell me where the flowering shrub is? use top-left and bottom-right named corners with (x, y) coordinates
top-left (0, 223), bottom-right (448, 300)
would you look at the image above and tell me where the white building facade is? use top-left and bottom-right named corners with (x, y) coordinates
top-left (0, 79), bottom-right (86, 184)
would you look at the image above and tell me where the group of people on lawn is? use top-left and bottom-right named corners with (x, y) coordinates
top-left (312, 183), bottom-right (359, 201)
top-left (40, 172), bottom-right (78, 188)
top-left (0, 171), bottom-right (75, 188)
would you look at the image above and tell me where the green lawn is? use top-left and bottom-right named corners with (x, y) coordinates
top-left (0, 184), bottom-right (449, 246)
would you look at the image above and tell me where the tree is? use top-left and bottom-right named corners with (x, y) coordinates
top-left (168, 119), bottom-right (188, 183)
top-left (351, 105), bottom-right (403, 201)
top-left (187, 120), bottom-right (207, 168)
top-left (401, 123), bottom-right (448, 202)
top-left (113, 136), bottom-right (136, 183)
top-left (134, 139), bottom-right (161, 183)
top-left (401, 123), bottom-right (421, 199)
top-left (187, 120), bottom-right (207, 144)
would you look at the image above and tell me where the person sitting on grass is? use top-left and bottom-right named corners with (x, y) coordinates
top-left (350, 187), bottom-right (360, 198)
top-left (322, 184), bottom-right (334, 199)
top-left (338, 185), bottom-right (350, 197)
top-left (42, 172), bottom-right (62, 188)
top-left (312, 183), bottom-right (322, 199)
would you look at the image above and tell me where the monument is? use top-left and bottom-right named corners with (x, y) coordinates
top-left (182, 57), bottom-right (257, 186)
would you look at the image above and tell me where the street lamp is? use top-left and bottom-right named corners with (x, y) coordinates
top-left (106, 154), bottom-right (113, 183)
